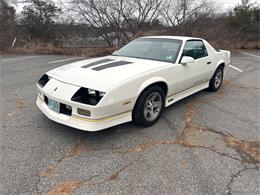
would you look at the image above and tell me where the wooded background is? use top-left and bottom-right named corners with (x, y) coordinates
top-left (0, 0), bottom-right (259, 55)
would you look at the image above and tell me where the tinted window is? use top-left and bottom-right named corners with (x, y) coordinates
top-left (113, 38), bottom-right (182, 63)
top-left (182, 40), bottom-right (208, 59)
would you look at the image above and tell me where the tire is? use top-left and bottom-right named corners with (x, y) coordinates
top-left (132, 85), bottom-right (165, 127)
top-left (208, 67), bottom-right (224, 92)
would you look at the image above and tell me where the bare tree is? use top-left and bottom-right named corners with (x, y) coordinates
top-left (65, 0), bottom-right (111, 46)
top-left (20, 0), bottom-right (61, 41)
top-left (125, 0), bottom-right (163, 35)
top-left (66, 0), bottom-right (163, 46)
top-left (0, 0), bottom-right (16, 50)
top-left (160, 0), bottom-right (217, 27)
top-left (159, 0), bottom-right (183, 26)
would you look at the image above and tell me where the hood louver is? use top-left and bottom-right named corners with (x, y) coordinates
top-left (92, 61), bottom-right (133, 71)
top-left (81, 58), bottom-right (114, 68)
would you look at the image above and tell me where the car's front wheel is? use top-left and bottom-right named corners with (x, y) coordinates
top-left (208, 67), bottom-right (224, 92)
top-left (133, 85), bottom-right (165, 127)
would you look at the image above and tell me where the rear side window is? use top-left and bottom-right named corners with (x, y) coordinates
top-left (182, 40), bottom-right (208, 59)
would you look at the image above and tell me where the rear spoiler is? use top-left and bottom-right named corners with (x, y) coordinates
top-left (219, 50), bottom-right (231, 65)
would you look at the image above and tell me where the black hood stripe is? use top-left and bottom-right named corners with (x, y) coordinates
top-left (82, 58), bottom-right (114, 68)
top-left (92, 61), bottom-right (133, 71)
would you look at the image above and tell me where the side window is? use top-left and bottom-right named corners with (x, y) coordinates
top-left (194, 41), bottom-right (208, 59)
top-left (182, 40), bottom-right (208, 60)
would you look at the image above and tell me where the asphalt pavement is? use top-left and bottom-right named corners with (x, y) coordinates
top-left (0, 51), bottom-right (259, 194)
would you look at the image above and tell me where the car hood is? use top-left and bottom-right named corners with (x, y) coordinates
top-left (47, 56), bottom-right (171, 92)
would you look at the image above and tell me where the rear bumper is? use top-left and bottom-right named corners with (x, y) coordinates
top-left (36, 95), bottom-right (132, 131)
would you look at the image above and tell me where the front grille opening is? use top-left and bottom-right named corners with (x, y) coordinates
top-left (60, 103), bottom-right (72, 116)
top-left (71, 88), bottom-right (102, 106)
top-left (38, 74), bottom-right (50, 87)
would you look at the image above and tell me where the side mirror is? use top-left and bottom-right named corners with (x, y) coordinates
top-left (181, 56), bottom-right (195, 65)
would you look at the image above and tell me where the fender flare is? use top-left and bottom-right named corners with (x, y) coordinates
top-left (216, 60), bottom-right (226, 69)
top-left (138, 77), bottom-right (168, 95)
top-left (131, 77), bottom-right (168, 113)
top-left (210, 60), bottom-right (225, 79)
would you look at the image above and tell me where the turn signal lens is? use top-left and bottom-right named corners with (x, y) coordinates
top-left (78, 108), bottom-right (91, 117)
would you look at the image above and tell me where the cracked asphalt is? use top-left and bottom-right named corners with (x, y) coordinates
top-left (0, 51), bottom-right (259, 195)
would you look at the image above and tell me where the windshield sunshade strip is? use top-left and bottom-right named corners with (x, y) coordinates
top-left (81, 58), bottom-right (114, 68)
top-left (92, 61), bottom-right (133, 71)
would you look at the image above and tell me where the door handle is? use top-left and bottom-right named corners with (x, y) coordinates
top-left (207, 61), bottom-right (212, 65)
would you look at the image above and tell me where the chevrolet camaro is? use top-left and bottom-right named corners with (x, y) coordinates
top-left (36, 36), bottom-right (231, 131)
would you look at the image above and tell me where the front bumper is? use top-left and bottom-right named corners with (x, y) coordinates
top-left (36, 77), bottom-right (134, 131)
top-left (36, 95), bottom-right (132, 131)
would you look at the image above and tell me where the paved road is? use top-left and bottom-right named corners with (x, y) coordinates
top-left (0, 52), bottom-right (259, 195)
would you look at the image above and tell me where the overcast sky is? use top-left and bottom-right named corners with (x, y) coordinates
top-left (13, 0), bottom-right (260, 13)
top-left (218, 0), bottom-right (259, 7)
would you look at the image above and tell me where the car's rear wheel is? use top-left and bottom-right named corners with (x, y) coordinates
top-left (208, 67), bottom-right (224, 92)
top-left (133, 85), bottom-right (165, 127)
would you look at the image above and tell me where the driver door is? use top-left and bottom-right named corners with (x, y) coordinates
top-left (176, 40), bottom-right (211, 93)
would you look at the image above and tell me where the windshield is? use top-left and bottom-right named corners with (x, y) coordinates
top-left (113, 38), bottom-right (182, 63)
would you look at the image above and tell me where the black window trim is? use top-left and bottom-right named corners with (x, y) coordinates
top-left (179, 39), bottom-right (209, 63)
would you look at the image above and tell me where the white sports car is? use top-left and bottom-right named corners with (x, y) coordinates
top-left (36, 36), bottom-right (231, 131)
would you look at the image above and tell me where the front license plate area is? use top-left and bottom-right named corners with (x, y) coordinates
top-left (48, 98), bottom-right (60, 113)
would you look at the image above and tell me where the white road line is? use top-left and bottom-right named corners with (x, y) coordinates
top-left (241, 52), bottom-right (260, 59)
top-left (48, 57), bottom-right (84, 64)
top-left (228, 65), bottom-right (244, 72)
top-left (0, 56), bottom-right (41, 62)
